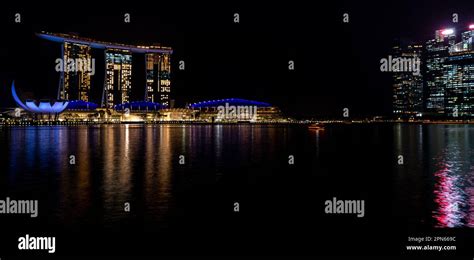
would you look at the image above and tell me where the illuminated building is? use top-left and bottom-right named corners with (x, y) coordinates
top-left (419, 25), bottom-right (474, 118)
top-left (159, 108), bottom-right (196, 121)
top-left (444, 26), bottom-right (474, 117)
top-left (11, 82), bottom-right (69, 116)
top-left (145, 53), bottom-right (172, 106)
top-left (103, 49), bottom-right (132, 108)
top-left (66, 100), bottom-right (99, 110)
top-left (60, 42), bottom-right (92, 102)
top-left (37, 32), bottom-right (173, 108)
top-left (145, 54), bottom-right (159, 103)
top-left (188, 98), bottom-right (284, 122)
top-left (392, 42), bottom-right (423, 118)
top-left (425, 28), bottom-right (456, 116)
top-left (18, 32), bottom-right (292, 123)
top-left (114, 101), bottom-right (164, 111)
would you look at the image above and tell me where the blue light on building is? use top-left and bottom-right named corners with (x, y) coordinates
top-left (188, 98), bottom-right (271, 109)
top-left (12, 82), bottom-right (69, 114)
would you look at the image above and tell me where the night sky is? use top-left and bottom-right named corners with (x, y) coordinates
top-left (1, 1), bottom-right (474, 118)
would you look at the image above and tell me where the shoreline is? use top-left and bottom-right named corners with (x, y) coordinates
top-left (0, 120), bottom-right (307, 126)
top-left (2, 119), bottom-right (474, 126)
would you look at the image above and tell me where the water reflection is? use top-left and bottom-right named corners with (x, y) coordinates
top-left (394, 124), bottom-right (474, 228)
top-left (2, 124), bottom-right (310, 230)
top-left (431, 127), bottom-right (471, 228)
top-left (433, 156), bottom-right (465, 227)
top-left (393, 124), bottom-right (426, 223)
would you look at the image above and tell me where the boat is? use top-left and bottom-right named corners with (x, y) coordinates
top-left (308, 123), bottom-right (325, 130)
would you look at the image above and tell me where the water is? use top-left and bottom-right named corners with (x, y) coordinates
top-left (393, 124), bottom-right (474, 228)
top-left (0, 124), bottom-right (473, 255)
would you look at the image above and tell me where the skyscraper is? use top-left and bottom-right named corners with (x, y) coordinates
top-left (444, 27), bottom-right (474, 118)
top-left (59, 42), bottom-right (93, 102)
top-left (392, 43), bottom-right (424, 117)
top-left (425, 29), bottom-right (456, 116)
top-left (103, 50), bottom-right (133, 108)
top-left (145, 52), bottom-right (171, 106)
top-left (37, 32), bottom-right (173, 108)
top-left (145, 53), bottom-right (159, 103)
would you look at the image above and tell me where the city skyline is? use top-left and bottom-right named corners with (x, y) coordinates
top-left (393, 24), bottom-right (474, 119)
top-left (3, 1), bottom-right (474, 258)
top-left (10, 24), bottom-right (474, 121)
top-left (2, 2), bottom-right (474, 119)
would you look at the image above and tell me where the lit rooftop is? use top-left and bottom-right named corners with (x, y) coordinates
top-left (37, 32), bottom-right (173, 54)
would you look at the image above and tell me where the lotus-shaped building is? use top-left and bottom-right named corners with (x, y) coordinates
top-left (11, 82), bottom-right (69, 114)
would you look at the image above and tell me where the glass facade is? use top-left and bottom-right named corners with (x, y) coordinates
top-left (145, 53), bottom-right (171, 106)
top-left (159, 53), bottom-right (171, 107)
top-left (392, 44), bottom-right (423, 117)
top-left (59, 42), bottom-right (92, 102)
top-left (425, 30), bottom-right (456, 116)
top-left (39, 32), bottom-right (173, 110)
top-left (423, 28), bottom-right (474, 118)
top-left (145, 53), bottom-right (159, 103)
top-left (103, 50), bottom-right (132, 108)
top-left (444, 31), bottom-right (474, 117)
